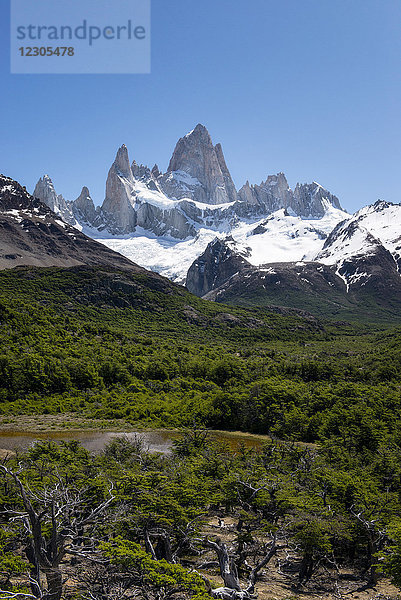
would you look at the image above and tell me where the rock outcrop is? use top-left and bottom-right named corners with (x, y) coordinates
top-left (292, 182), bottom-right (342, 218)
top-left (34, 175), bottom-right (76, 225)
top-left (159, 124), bottom-right (238, 205)
top-left (186, 237), bottom-right (251, 296)
top-left (73, 186), bottom-right (97, 226)
top-left (101, 145), bottom-right (137, 234)
top-left (237, 173), bottom-right (291, 216)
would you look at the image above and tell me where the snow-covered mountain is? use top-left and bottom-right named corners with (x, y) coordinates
top-left (30, 123), bottom-right (401, 314)
top-left (317, 201), bottom-right (401, 271)
top-left (33, 124), bottom-right (351, 284)
top-left (185, 196), bottom-right (401, 322)
top-left (237, 174), bottom-right (342, 219)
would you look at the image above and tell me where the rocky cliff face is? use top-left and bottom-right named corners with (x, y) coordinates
top-left (34, 175), bottom-right (76, 225)
top-left (186, 237), bottom-right (251, 296)
top-left (101, 145), bottom-right (137, 234)
top-left (292, 182), bottom-right (342, 218)
top-left (160, 124), bottom-right (238, 206)
top-left (237, 173), bottom-right (291, 216)
top-left (73, 186), bottom-right (97, 225)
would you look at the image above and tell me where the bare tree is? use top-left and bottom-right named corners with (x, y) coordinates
top-left (204, 536), bottom-right (283, 599)
top-left (350, 505), bottom-right (386, 585)
top-left (0, 465), bottom-right (114, 600)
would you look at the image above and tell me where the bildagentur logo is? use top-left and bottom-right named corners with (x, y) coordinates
top-left (11, 0), bottom-right (151, 74)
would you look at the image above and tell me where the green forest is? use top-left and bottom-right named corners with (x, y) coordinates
top-left (1, 265), bottom-right (401, 599)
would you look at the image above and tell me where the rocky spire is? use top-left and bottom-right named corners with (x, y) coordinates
top-left (237, 173), bottom-right (291, 215)
top-left (73, 186), bottom-right (97, 225)
top-left (113, 144), bottom-right (132, 178)
top-left (151, 164), bottom-right (161, 179)
top-left (238, 180), bottom-right (258, 206)
top-left (214, 143), bottom-right (238, 204)
top-left (291, 182), bottom-right (342, 218)
top-left (34, 175), bottom-right (61, 212)
top-left (161, 124), bottom-right (238, 205)
top-left (101, 146), bottom-right (137, 234)
top-left (33, 175), bottom-right (76, 225)
top-left (131, 160), bottom-right (152, 181)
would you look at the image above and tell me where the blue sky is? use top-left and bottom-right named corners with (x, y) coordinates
top-left (0, 0), bottom-right (400, 213)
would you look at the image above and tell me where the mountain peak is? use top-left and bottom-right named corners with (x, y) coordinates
top-left (75, 186), bottom-right (92, 203)
top-left (34, 174), bottom-right (62, 213)
top-left (0, 173), bottom-right (23, 189)
top-left (73, 186), bottom-right (97, 225)
top-left (186, 236), bottom-right (251, 297)
top-left (164, 125), bottom-right (237, 205)
top-left (35, 174), bottom-right (54, 188)
top-left (261, 173), bottom-right (289, 188)
top-left (0, 174), bottom-right (36, 210)
top-left (102, 146), bottom-right (137, 234)
top-left (42, 174), bottom-right (53, 184)
top-left (113, 145), bottom-right (132, 178)
top-left (372, 199), bottom-right (395, 211)
top-left (184, 123), bottom-right (210, 139)
top-left (292, 181), bottom-right (343, 217)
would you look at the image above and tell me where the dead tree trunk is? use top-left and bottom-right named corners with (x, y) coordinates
top-left (154, 532), bottom-right (174, 563)
top-left (246, 540), bottom-right (279, 594)
top-left (205, 537), bottom-right (281, 599)
top-left (144, 528), bottom-right (157, 560)
top-left (43, 568), bottom-right (63, 600)
top-left (205, 539), bottom-right (241, 591)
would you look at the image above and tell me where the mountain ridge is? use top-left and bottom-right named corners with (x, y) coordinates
top-left (0, 174), bottom-right (149, 273)
top-left (27, 124), bottom-right (401, 320)
top-left (33, 125), bottom-right (346, 232)
top-left (32, 124), bottom-right (353, 283)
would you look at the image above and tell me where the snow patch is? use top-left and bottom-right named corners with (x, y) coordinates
top-left (171, 170), bottom-right (201, 188)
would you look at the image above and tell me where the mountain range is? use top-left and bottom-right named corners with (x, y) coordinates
top-left (33, 124), bottom-right (343, 238)
top-left (7, 123), bottom-right (401, 320)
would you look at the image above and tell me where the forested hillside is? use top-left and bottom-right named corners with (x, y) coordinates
top-left (0, 265), bottom-right (400, 447)
top-left (1, 265), bottom-right (401, 599)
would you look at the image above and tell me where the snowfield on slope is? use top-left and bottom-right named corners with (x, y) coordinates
top-left (232, 205), bottom-right (348, 266)
top-left (95, 228), bottom-right (221, 283)
top-left (94, 204), bottom-right (349, 283)
top-left (316, 201), bottom-right (401, 267)
top-left (352, 202), bottom-right (401, 259)
top-left (317, 224), bottom-right (381, 266)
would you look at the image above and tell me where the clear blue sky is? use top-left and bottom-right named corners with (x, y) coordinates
top-left (1, 0), bottom-right (400, 213)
